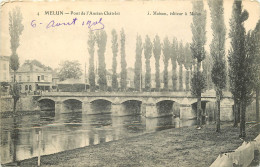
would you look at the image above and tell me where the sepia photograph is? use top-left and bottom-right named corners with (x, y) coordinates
top-left (0, 0), bottom-right (260, 166)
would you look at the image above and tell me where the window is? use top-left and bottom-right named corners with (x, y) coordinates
top-left (4, 73), bottom-right (6, 80)
top-left (29, 85), bottom-right (32, 91)
top-left (11, 76), bottom-right (14, 82)
top-left (38, 76), bottom-right (40, 81)
top-left (27, 76), bottom-right (30, 82)
top-left (19, 76), bottom-right (22, 82)
top-left (41, 75), bottom-right (44, 80)
top-left (3, 63), bottom-right (6, 70)
top-left (25, 85), bottom-right (28, 91)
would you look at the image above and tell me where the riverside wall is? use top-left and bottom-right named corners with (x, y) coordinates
top-left (0, 96), bottom-right (39, 113)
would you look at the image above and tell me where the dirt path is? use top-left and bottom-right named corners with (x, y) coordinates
top-left (19, 123), bottom-right (260, 167)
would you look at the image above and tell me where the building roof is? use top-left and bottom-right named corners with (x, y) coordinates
top-left (16, 63), bottom-right (52, 73)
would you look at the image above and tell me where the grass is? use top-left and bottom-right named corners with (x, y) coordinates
top-left (17, 122), bottom-right (260, 167)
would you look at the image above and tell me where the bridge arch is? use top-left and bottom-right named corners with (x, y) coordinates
top-left (120, 99), bottom-right (143, 104)
top-left (155, 98), bottom-right (182, 104)
top-left (89, 98), bottom-right (113, 104)
top-left (63, 99), bottom-right (83, 112)
top-left (89, 99), bottom-right (112, 114)
top-left (38, 97), bottom-right (56, 103)
top-left (61, 97), bottom-right (83, 103)
top-left (38, 98), bottom-right (55, 111)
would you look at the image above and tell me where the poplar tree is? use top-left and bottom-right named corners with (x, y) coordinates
top-left (9, 7), bottom-right (24, 114)
top-left (171, 38), bottom-right (178, 91)
top-left (111, 29), bottom-right (119, 91)
top-left (208, 0), bottom-right (227, 132)
top-left (96, 30), bottom-right (107, 91)
top-left (162, 37), bottom-right (171, 91)
top-left (178, 42), bottom-right (185, 91)
top-left (228, 0), bottom-right (252, 137)
top-left (251, 20), bottom-right (260, 123)
top-left (120, 29), bottom-right (127, 91)
top-left (134, 34), bottom-right (143, 91)
top-left (88, 30), bottom-right (96, 92)
top-left (184, 43), bottom-right (193, 91)
top-left (144, 35), bottom-right (152, 91)
top-left (190, 0), bottom-right (207, 128)
top-left (153, 35), bottom-right (161, 91)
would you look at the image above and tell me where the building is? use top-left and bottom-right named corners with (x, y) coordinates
top-left (0, 56), bottom-right (10, 82)
top-left (10, 62), bottom-right (53, 93)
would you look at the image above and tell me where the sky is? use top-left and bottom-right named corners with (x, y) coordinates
top-left (0, 0), bottom-right (259, 73)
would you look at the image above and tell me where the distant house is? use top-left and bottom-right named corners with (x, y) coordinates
top-left (0, 56), bottom-right (10, 82)
top-left (57, 78), bottom-right (89, 92)
top-left (10, 62), bottom-right (53, 93)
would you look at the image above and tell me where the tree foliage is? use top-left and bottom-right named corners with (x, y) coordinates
top-left (58, 60), bottom-right (83, 81)
top-left (177, 42), bottom-right (185, 91)
top-left (9, 7), bottom-right (24, 58)
top-left (88, 30), bottom-right (96, 91)
top-left (111, 29), bottom-right (119, 91)
top-left (134, 34), bottom-right (143, 91)
top-left (144, 35), bottom-right (152, 91)
top-left (171, 38), bottom-right (178, 91)
top-left (96, 30), bottom-right (108, 91)
top-left (162, 37), bottom-right (171, 91)
top-left (153, 35), bottom-right (161, 91)
top-left (184, 43), bottom-right (193, 91)
top-left (120, 29), bottom-right (127, 91)
top-left (190, 71), bottom-right (206, 96)
top-left (202, 53), bottom-right (213, 90)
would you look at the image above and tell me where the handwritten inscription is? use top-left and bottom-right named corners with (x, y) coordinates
top-left (31, 17), bottom-right (104, 31)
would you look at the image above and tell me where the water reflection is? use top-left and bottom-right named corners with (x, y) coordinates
top-left (0, 110), bottom-right (196, 164)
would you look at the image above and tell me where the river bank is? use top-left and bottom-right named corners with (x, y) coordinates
top-left (17, 122), bottom-right (259, 167)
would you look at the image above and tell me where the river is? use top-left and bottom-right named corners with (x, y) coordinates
top-left (0, 110), bottom-right (196, 164)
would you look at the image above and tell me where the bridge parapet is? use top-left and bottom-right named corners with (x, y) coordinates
top-left (41, 90), bottom-right (232, 98)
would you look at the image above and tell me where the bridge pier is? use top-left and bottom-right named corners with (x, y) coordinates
top-left (179, 104), bottom-right (196, 120)
top-left (55, 101), bottom-right (62, 115)
top-left (220, 102), bottom-right (234, 121)
top-left (111, 103), bottom-right (125, 116)
top-left (82, 101), bottom-right (93, 114)
top-left (144, 103), bottom-right (158, 118)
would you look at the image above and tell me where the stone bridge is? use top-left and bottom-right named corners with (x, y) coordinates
top-left (36, 91), bottom-right (234, 120)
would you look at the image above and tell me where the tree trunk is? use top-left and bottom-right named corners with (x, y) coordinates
top-left (185, 70), bottom-right (190, 91)
top-left (155, 59), bottom-right (160, 91)
top-left (240, 100), bottom-right (246, 138)
top-left (197, 94), bottom-right (202, 128)
top-left (171, 61), bottom-right (177, 91)
top-left (179, 64), bottom-right (183, 91)
top-left (237, 102), bottom-right (240, 123)
top-left (196, 61), bottom-right (202, 128)
top-left (256, 88), bottom-right (259, 123)
top-left (12, 116), bottom-right (17, 163)
top-left (233, 99), bottom-right (238, 127)
top-left (216, 89), bottom-right (221, 132)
